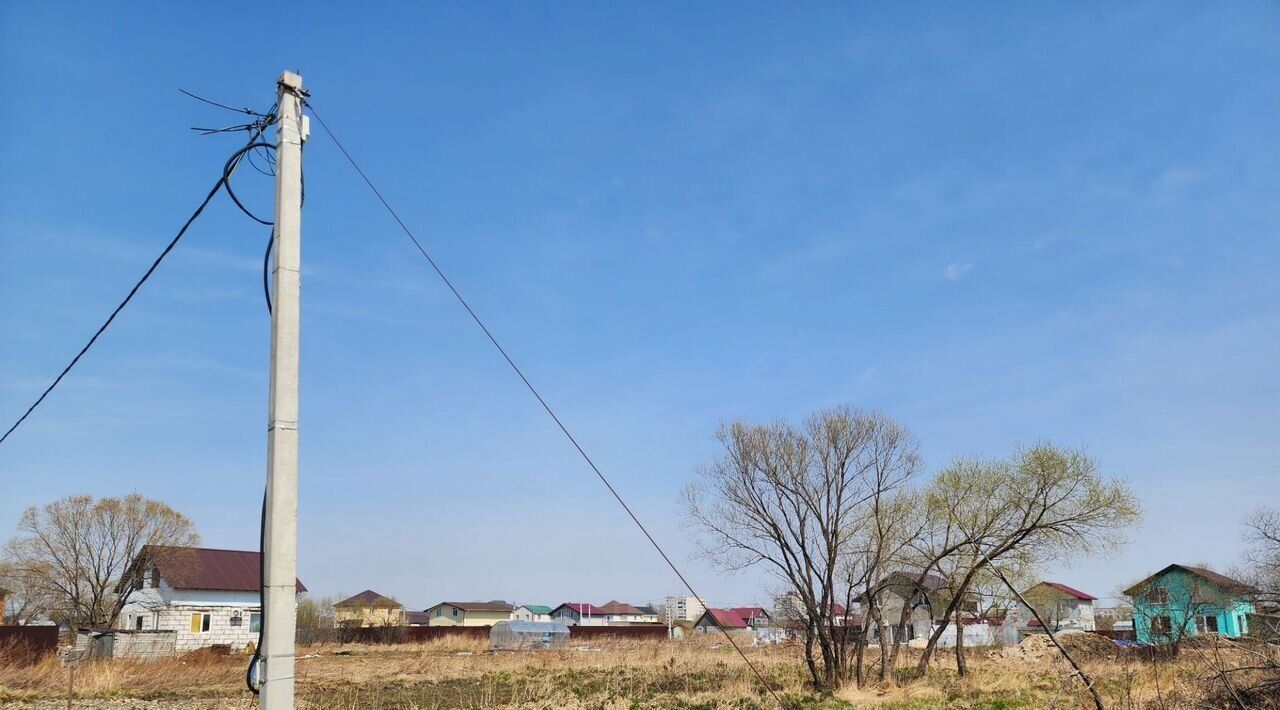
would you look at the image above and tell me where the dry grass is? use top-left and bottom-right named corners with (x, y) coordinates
top-left (1, 637), bottom-right (1276, 708)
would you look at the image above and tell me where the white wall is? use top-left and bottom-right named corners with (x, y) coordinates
top-left (119, 586), bottom-right (293, 652)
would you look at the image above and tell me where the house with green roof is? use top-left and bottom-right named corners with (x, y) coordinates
top-left (513, 604), bottom-right (554, 622)
top-left (1124, 564), bottom-right (1257, 644)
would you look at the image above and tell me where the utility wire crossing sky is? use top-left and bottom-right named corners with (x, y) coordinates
top-left (0, 2), bottom-right (1277, 609)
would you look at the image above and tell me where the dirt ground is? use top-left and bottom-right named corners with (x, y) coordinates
top-left (3, 635), bottom-right (1277, 709)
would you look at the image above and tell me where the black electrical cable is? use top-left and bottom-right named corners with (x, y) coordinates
top-left (0, 128), bottom-right (274, 447)
top-left (246, 148), bottom-right (275, 178)
top-left (223, 142), bottom-right (276, 225)
top-left (303, 100), bottom-right (787, 707)
top-left (179, 88), bottom-right (272, 118)
top-left (246, 491), bottom-right (266, 694)
top-left (263, 229), bottom-right (275, 315)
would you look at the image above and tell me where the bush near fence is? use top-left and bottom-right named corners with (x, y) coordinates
top-left (300, 624), bottom-right (668, 646)
top-left (0, 626), bottom-right (60, 665)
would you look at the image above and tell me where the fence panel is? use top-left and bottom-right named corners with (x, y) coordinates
top-left (569, 625), bottom-right (668, 641)
top-left (302, 623), bottom-right (671, 646)
top-left (0, 626), bottom-right (60, 664)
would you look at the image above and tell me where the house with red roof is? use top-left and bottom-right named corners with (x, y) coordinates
top-left (116, 545), bottom-right (306, 652)
top-left (1014, 581), bottom-right (1098, 633)
top-left (693, 608), bottom-right (749, 635)
top-left (729, 606), bottom-right (772, 628)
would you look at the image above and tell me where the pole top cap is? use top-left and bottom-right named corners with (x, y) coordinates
top-left (278, 71), bottom-right (304, 90)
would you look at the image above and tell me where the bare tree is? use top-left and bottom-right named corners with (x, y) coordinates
top-left (683, 406), bottom-right (921, 690)
top-left (847, 487), bottom-right (922, 686)
top-left (914, 443), bottom-right (1140, 677)
top-left (296, 595), bottom-right (338, 645)
top-left (0, 560), bottom-right (56, 624)
top-left (3, 494), bottom-right (199, 627)
top-left (1244, 507), bottom-right (1280, 609)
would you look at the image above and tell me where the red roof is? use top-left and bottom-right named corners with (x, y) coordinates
top-left (699, 608), bottom-right (748, 629)
top-left (136, 545), bottom-right (306, 593)
top-left (730, 606), bottom-right (769, 622)
top-left (1042, 582), bottom-right (1097, 601)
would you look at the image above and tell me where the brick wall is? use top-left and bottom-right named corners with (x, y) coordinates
top-left (113, 630), bottom-right (177, 659)
top-left (74, 630), bottom-right (177, 660)
top-left (156, 606), bottom-right (260, 652)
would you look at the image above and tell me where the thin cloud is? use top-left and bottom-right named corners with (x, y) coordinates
top-left (1152, 168), bottom-right (1201, 204)
top-left (945, 262), bottom-right (973, 281)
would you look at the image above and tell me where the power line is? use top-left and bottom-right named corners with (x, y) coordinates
top-left (303, 100), bottom-right (787, 708)
top-left (0, 129), bottom-right (273, 447)
top-left (178, 88), bottom-right (272, 118)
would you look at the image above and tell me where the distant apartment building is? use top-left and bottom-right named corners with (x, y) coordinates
top-left (665, 595), bottom-right (707, 624)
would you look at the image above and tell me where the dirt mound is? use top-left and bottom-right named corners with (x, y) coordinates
top-left (1059, 632), bottom-right (1120, 660)
top-left (998, 633), bottom-right (1056, 662)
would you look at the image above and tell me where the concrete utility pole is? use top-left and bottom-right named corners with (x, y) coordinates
top-left (261, 70), bottom-right (306, 710)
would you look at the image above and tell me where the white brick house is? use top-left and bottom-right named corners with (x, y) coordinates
top-left (117, 546), bottom-right (306, 653)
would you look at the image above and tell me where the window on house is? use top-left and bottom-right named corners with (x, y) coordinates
top-left (452, 608), bottom-right (458, 617)
top-left (435, 609), bottom-right (441, 617)
top-left (1152, 616), bottom-right (1172, 635)
top-left (135, 615), bottom-right (144, 630)
top-left (190, 613), bottom-right (212, 633)
top-left (250, 613), bottom-right (262, 633)
top-left (1146, 587), bottom-right (1169, 605)
top-left (1197, 615), bottom-right (1218, 633)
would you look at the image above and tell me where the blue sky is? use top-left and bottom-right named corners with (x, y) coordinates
top-left (1, 3), bottom-right (1277, 611)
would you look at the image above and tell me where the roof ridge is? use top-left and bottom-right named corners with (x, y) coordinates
top-left (145, 544), bottom-right (260, 554)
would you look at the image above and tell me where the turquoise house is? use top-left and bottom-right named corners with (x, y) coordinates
top-left (1124, 564), bottom-right (1257, 644)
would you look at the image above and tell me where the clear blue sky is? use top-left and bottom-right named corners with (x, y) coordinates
top-left (2, 3), bottom-right (1277, 611)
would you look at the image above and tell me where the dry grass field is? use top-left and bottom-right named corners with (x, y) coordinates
top-left (2, 635), bottom-right (1277, 709)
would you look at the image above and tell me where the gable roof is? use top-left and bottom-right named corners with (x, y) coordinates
top-left (1123, 564), bottom-right (1259, 598)
top-left (886, 570), bottom-right (947, 591)
top-left (552, 602), bottom-right (607, 616)
top-left (334, 590), bottom-right (403, 608)
top-left (599, 600), bottom-right (645, 615)
top-left (518, 604), bottom-right (554, 615)
top-left (858, 571), bottom-right (948, 603)
top-left (428, 601), bottom-right (515, 613)
top-left (127, 545), bottom-right (306, 593)
top-left (1033, 582), bottom-right (1097, 601)
top-left (697, 608), bottom-right (748, 629)
top-left (730, 606), bottom-right (770, 621)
